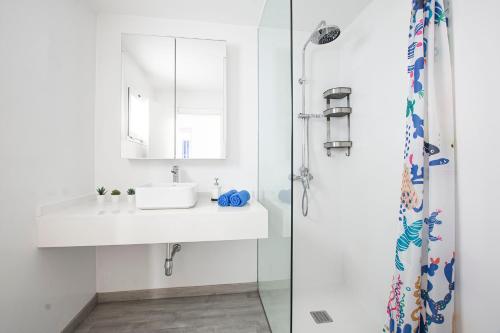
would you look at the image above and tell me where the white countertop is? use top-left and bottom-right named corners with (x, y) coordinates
top-left (37, 193), bottom-right (268, 247)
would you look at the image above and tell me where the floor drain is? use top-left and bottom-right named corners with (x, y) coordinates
top-left (310, 310), bottom-right (333, 324)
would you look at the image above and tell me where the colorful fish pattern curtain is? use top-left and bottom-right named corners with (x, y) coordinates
top-left (384, 0), bottom-right (455, 332)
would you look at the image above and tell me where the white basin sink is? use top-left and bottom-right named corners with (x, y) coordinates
top-left (135, 183), bottom-right (198, 209)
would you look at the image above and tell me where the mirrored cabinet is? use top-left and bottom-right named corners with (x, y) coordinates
top-left (121, 34), bottom-right (227, 159)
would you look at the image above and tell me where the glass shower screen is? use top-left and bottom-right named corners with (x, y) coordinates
top-left (257, 0), bottom-right (293, 331)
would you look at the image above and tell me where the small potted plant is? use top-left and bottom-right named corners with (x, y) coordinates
top-left (96, 186), bottom-right (107, 204)
top-left (127, 188), bottom-right (135, 204)
top-left (110, 189), bottom-right (121, 204)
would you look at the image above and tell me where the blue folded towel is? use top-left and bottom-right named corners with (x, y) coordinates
top-left (229, 190), bottom-right (251, 207)
top-left (218, 189), bottom-right (237, 207)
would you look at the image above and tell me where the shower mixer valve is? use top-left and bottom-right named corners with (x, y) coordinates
top-left (291, 168), bottom-right (313, 183)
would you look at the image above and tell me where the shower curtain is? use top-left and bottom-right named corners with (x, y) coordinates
top-left (385, 0), bottom-right (455, 332)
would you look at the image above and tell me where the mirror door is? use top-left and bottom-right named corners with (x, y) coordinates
top-left (175, 38), bottom-right (227, 159)
top-left (121, 35), bottom-right (227, 159)
top-left (121, 34), bottom-right (176, 159)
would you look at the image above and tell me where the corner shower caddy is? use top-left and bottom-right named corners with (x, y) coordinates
top-left (323, 87), bottom-right (352, 156)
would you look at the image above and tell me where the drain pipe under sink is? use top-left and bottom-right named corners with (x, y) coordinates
top-left (164, 243), bottom-right (181, 276)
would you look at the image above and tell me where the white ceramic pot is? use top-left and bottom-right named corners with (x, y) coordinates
top-left (127, 195), bottom-right (135, 204)
top-left (111, 195), bottom-right (120, 204)
top-left (97, 195), bottom-right (105, 204)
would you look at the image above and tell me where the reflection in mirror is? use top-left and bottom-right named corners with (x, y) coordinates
top-left (127, 87), bottom-right (149, 144)
top-left (121, 34), bottom-right (227, 159)
top-left (176, 108), bottom-right (223, 159)
top-left (175, 38), bottom-right (227, 159)
top-left (121, 34), bottom-right (175, 159)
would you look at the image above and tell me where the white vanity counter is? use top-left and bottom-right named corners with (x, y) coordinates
top-left (37, 193), bottom-right (268, 247)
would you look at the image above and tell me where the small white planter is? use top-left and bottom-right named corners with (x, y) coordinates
top-left (111, 195), bottom-right (120, 204)
top-left (127, 195), bottom-right (135, 204)
top-left (96, 195), bottom-right (105, 204)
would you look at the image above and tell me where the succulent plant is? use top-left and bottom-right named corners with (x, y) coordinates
top-left (96, 187), bottom-right (107, 195)
top-left (127, 188), bottom-right (135, 195)
top-left (111, 189), bottom-right (121, 196)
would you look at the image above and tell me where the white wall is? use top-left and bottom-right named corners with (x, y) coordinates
top-left (0, 1), bottom-right (97, 332)
top-left (94, 14), bottom-right (258, 292)
top-left (292, 0), bottom-right (410, 327)
top-left (451, 0), bottom-right (500, 331)
top-left (292, 0), bottom-right (500, 331)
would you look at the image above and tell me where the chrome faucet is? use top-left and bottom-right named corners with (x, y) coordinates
top-left (171, 165), bottom-right (179, 183)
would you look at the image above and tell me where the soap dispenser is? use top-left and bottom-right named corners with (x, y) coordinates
top-left (211, 177), bottom-right (221, 201)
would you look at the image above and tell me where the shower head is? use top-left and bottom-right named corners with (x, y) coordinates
top-left (306, 21), bottom-right (341, 48)
top-left (310, 24), bottom-right (341, 45)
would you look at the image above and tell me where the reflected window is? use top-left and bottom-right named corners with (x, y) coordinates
top-left (176, 108), bottom-right (222, 159)
top-left (127, 87), bottom-right (149, 144)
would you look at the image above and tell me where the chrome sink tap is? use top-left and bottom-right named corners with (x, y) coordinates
top-left (171, 165), bottom-right (179, 183)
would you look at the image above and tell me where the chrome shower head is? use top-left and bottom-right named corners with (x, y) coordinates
top-left (310, 24), bottom-right (341, 45)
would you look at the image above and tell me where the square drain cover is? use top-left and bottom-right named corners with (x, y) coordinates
top-left (310, 310), bottom-right (333, 324)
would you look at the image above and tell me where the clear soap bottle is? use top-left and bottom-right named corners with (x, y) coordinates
top-left (211, 177), bottom-right (221, 202)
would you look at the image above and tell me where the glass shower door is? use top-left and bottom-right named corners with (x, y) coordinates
top-left (257, 0), bottom-right (292, 332)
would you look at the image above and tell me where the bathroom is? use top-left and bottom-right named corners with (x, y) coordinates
top-left (0, 0), bottom-right (498, 332)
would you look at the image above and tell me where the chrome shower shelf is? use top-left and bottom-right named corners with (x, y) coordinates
top-left (324, 141), bottom-right (352, 149)
top-left (323, 87), bottom-right (352, 156)
top-left (323, 87), bottom-right (352, 100)
top-left (323, 107), bottom-right (352, 117)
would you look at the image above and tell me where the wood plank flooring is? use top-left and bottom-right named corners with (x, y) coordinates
top-left (74, 292), bottom-right (271, 333)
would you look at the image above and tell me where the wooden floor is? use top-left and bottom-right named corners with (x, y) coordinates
top-left (74, 292), bottom-right (271, 333)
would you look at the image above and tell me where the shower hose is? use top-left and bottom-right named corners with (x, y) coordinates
top-left (301, 182), bottom-right (309, 217)
top-left (300, 171), bottom-right (310, 217)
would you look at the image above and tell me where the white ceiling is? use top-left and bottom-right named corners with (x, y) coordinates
top-left (87, 0), bottom-right (267, 26)
top-left (292, 0), bottom-right (374, 31)
top-left (88, 0), bottom-right (373, 30)
top-left (176, 38), bottom-right (226, 93)
top-left (122, 34), bottom-right (176, 91)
